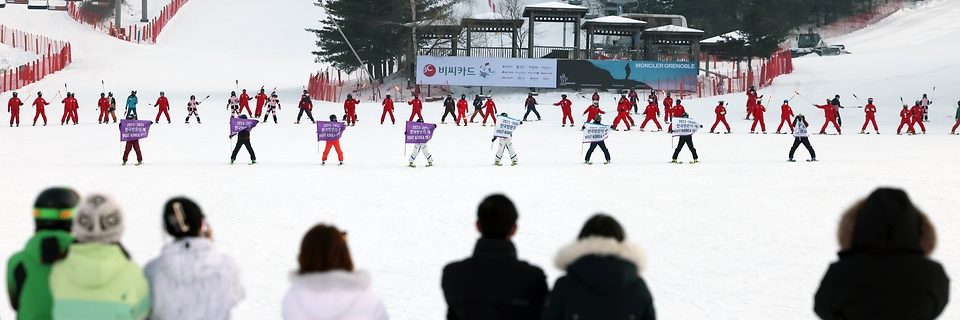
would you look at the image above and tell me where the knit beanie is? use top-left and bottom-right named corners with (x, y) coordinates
top-left (72, 193), bottom-right (125, 243)
top-left (162, 197), bottom-right (205, 238)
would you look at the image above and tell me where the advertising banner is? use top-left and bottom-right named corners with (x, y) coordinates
top-left (417, 56), bottom-right (557, 88)
top-left (119, 120), bottom-right (152, 141)
top-left (557, 60), bottom-right (697, 91)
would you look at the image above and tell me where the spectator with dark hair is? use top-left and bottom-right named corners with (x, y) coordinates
top-left (282, 224), bottom-right (388, 320)
top-left (49, 193), bottom-right (151, 319)
top-left (543, 214), bottom-right (655, 320)
top-left (6, 187), bottom-right (79, 319)
top-left (814, 188), bottom-right (949, 320)
top-left (442, 194), bottom-right (548, 320)
top-left (144, 197), bottom-right (245, 320)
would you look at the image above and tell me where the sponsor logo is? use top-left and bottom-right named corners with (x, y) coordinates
top-left (423, 64), bottom-right (437, 77)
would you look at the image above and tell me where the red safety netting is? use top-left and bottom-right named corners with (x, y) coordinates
top-left (67, 0), bottom-right (190, 44)
top-left (824, 0), bottom-right (903, 39)
top-left (0, 24), bottom-right (73, 94)
top-left (695, 48), bottom-right (793, 99)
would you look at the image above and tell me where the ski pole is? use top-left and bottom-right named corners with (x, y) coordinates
top-left (852, 94), bottom-right (865, 108)
top-left (200, 95), bottom-right (210, 103)
top-left (788, 92), bottom-right (798, 102)
top-left (64, 83), bottom-right (68, 94)
top-left (101, 80), bottom-right (105, 93)
top-left (235, 80), bottom-right (238, 92)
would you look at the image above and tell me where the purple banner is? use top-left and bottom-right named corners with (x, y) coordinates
top-left (230, 118), bottom-right (259, 136)
top-left (405, 121), bottom-right (437, 144)
top-left (119, 120), bottom-right (152, 141)
top-left (317, 121), bottom-right (346, 141)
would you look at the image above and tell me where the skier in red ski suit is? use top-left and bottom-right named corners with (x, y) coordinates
top-left (816, 99), bottom-right (841, 134)
top-left (482, 97), bottom-right (497, 125)
top-left (581, 101), bottom-right (605, 130)
top-left (61, 93), bottom-right (79, 125)
top-left (554, 94), bottom-right (574, 126)
top-left (254, 89), bottom-right (268, 117)
top-left (639, 100), bottom-right (662, 131)
top-left (861, 98), bottom-right (878, 134)
top-left (750, 100), bottom-right (767, 133)
top-left (648, 91), bottom-right (659, 106)
top-left (591, 90), bottom-right (600, 102)
top-left (239, 89), bottom-right (253, 116)
top-left (407, 94), bottom-right (423, 121)
top-left (663, 93), bottom-right (674, 123)
top-left (7, 92), bottom-right (22, 127)
top-left (668, 100), bottom-right (686, 132)
top-left (777, 100), bottom-right (794, 133)
top-left (612, 95), bottom-right (632, 131)
top-left (710, 101), bottom-right (730, 133)
top-left (97, 93), bottom-right (111, 124)
top-left (897, 105), bottom-right (913, 134)
top-left (911, 102), bottom-right (926, 134)
top-left (745, 86), bottom-right (759, 120)
top-left (33, 92), bottom-right (49, 126)
top-left (381, 94), bottom-right (395, 124)
top-left (456, 95), bottom-right (469, 126)
top-left (154, 91), bottom-right (171, 124)
top-left (343, 94), bottom-right (359, 126)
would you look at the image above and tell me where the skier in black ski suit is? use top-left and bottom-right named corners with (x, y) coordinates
top-left (230, 115), bottom-right (257, 164)
top-left (831, 95), bottom-right (845, 127)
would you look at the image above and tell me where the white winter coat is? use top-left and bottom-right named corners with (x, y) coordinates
top-left (144, 237), bottom-right (245, 320)
top-left (282, 270), bottom-right (389, 320)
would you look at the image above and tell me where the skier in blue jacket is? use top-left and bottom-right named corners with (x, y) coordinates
top-left (125, 91), bottom-right (139, 120)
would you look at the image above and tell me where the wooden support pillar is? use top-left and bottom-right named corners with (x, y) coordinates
top-left (466, 29), bottom-right (472, 57)
top-left (527, 12), bottom-right (535, 59)
top-left (512, 27), bottom-right (518, 58)
top-left (573, 17), bottom-right (581, 59)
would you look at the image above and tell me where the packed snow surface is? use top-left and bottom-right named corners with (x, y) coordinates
top-left (0, 0), bottom-right (958, 319)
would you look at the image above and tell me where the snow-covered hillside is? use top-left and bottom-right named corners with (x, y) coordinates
top-left (0, 1), bottom-right (958, 319)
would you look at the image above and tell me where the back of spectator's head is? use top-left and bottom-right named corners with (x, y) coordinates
top-left (578, 214), bottom-right (626, 242)
top-left (298, 224), bottom-right (353, 274)
top-left (72, 193), bottom-right (125, 244)
top-left (33, 187), bottom-right (80, 232)
top-left (162, 197), bottom-right (205, 239)
top-left (838, 188), bottom-right (936, 256)
top-left (477, 194), bottom-right (518, 239)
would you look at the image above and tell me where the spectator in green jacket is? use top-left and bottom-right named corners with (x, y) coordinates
top-left (6, 187), bottom-right (79, 320)
top-left (49, 193), bottom-right (150, 320)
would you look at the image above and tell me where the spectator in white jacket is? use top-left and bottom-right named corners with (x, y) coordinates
top-left (144, 197), bottom-right (245, 320)
top-left (282, 224), bottom-right (389, 320)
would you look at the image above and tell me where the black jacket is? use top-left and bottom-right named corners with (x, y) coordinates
top-left (444, 98), bottom-right (456, 111)
top-left (442, 238), bottom-right (548, 320)
top-left (473, 97), bottom-right (483, 109)
top-left (814, 189), bottom-right (949, 320)
top-left (543, 237), bottom-right (655, 320)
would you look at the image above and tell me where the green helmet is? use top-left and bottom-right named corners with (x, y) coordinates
top-left (33, 187), bottom-right (80, 221)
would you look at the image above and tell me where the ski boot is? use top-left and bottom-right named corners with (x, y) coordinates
top-left (603, 161), bottom-right (611, 165)
top-left (494, 161), bottom-right (502, 166)
top-left (425, 162), bottom-right (433, 167)
top-left (408, 162), bottom-right (416, 168)
top-left (807, 158), bottom-right (818, 162)
top-left (691, 159), bottom-right (699, 164)
top-left (859, 131), bottom-right (866, 134)
top-left (250, 160), bottom-right (257, 165)
top-left (135, 162), bottom-right (142, 166)
top-left (750, 131), bottom-right (755, 134)
top-left (725, 130), bottom-right (731, 134)
top-left (511, 160), bottom-right (518, 166)
top-left (762, 132), bottom-right (767, 134)
top-left (709, 130), bottom-right (714, 133)
top-left (584, 161), bottom-right (592, 165)
top-left (122, 161), bottom-right (127, 166)
top-left (561, 124), bottom-right (566, 127)
top-left (321, 161), bottom-right (325, 166)
top-left (339, 161), bottom-right (343, 166)
top-left (670, 159), bottom-right (679, 164)
top-left (788, 158), bottom-right (796, 162)
top-left (876, 131), bottom-right (880, 135)
top-left (230, 160), bottom-right (235, 165)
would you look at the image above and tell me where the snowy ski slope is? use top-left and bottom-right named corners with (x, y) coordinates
top-left (0, 0), bottom-right (959, 319)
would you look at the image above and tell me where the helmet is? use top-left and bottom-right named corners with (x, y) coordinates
top-left (593, 115), bottom-right (602, 122)
top-left (447, 93), bottom-right (452, 97)
top-left (131, 90), bottom-right (137, 95)
top-left (500, 112), bottom-right (508, 116)
top-left (33, 187), bottom-right (80, 222)
top-left (260, 88), bottom-right (265, 93)
top-left (100, 93), bottom-right (105, 97)
top-left (783, 99), bottom-right (789, 103)
top-left (239, 114), bottom-right (248, 119)
top-left (486, 96), bottom-right (492, 100)
top-left (528, 92), bottom-right (533, 96)
top-left (915, 100), bottom-right (921, 105)
top-left (676, 99), bottom-right (681, 104)
top-left (108, 92), bottom-right (113, 96)
top-left (621, 94), bottom-right (626, 97)
top-left (386, 93), bottom-right (391, 97)
top-left (867, 98), bottom-right (873, 102)
top-left (242, 89), bottom-right (247, 92)
top-left (37, 91), bottom-right (43, 96)
top-left (835, 94), bottom-right (840, 98)
top-left (231, 91), bottom-right (237, 96)
top-left (12, 92), bottom-right (17, 97)
top-left (271, 93), bottom-right (278, 97)
top-left (329, 114), bottom-right (337, 121)
top-left (415, 118), bottom-right (424, 123)
top-left (461, 94), bottom-right (466, 99)
top-left (682, 112), bottom-right (689, 118)
top-left (923, 93), bottom-right (928, 97)
top-left (666, 93), bottom-right (671, 97)
top-left (718, 101), bottom-right (724, 104)
top-left (592, 101), bottom-right (599, 106)
top-left (347, 94), bottom-right (353, 99)
top-left (190, 95), bottom-right (196, 99)
top-left (561, 94), bottom-right (567, 98)
top-left (594, 89), bottom-right (598, 92)
top-left (160, 91), bottom-right (165, 96)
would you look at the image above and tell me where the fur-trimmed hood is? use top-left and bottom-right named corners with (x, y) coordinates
top-left (282, 270), bottom-right (389, 320)
top-left (555, 236), bottom-right (647, 275)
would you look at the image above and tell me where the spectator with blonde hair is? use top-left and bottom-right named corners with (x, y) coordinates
top-left (282, 224), bottom-right (388, 320)
top-left (814, 188), bottom-right (949, 320)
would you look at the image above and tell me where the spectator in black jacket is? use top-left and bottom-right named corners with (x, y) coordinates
top-left (543, 214), bottom-right (655, 320)
top-left (814, 188), bottom-right (949, 320)
top-left (441, 194), bottom-right (548, 320)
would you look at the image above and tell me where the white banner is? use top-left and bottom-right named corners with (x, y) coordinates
top-left (583, 123), bottom-right (610, 143)
top-left (493, 115), bottom-right (521, 138)
top-left (671, 118), bottom-right (700, 136)
top-left (417, 56), bottom-right (557, 88)
top-left (793, 121), bottom-right (809, 137)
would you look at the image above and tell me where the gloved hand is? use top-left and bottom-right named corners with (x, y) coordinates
top-left (491, 137), bottom-right (496, 143)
